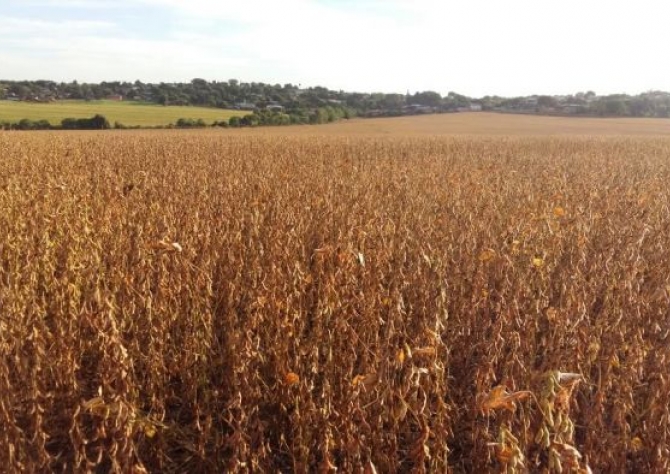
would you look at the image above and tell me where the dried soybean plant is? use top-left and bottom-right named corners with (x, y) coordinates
top-left (0, 131), bottom-right (669, 472)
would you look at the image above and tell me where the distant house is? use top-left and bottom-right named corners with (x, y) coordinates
top-left (234, 101), bottom-right (256, 111)
top-left (523, 97), bottom-right (538, 107)
top-left (107, 94), bottom-right (124, 101)
top-left (561, 104), bottom-right (584, 114)
top-left (404, 104), bottom-right (434, 114)
top-left (458, 104), bottom-right (482, 112)
top-left (266, 103), bottom-right (284, 112)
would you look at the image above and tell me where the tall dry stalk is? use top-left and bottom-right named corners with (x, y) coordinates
top-left (0, 132), bottom-right (669, 472)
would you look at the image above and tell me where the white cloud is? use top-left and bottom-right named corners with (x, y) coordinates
top-left (1, 32), bottom-right (248, 83)
top-left (127, 0), bottom-right (424, 90)
top-left (20, 0), bottom-right (121, 8)
top-left (0, 17), bottom-right (116, 36)
top-left (2, 0), bottom-right (670, 95)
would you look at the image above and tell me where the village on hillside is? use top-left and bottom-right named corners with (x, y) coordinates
top-left (2, 80), bottom-right (670, 119)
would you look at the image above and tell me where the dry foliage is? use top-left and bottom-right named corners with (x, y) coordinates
top-left (1, 131), bottom-right (669, 472)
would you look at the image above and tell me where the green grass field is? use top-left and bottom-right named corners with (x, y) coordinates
top-left (0, 100), bottom-right (245, 126)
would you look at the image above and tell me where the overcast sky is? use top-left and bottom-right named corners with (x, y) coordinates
top-left (1, 0), bottom-right (669, 97)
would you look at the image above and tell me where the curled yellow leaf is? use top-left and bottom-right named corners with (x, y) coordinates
top-left (478, 249), bottom-right (496, 262)
top-left (481, 386), bottom-right (532, 413)
top-left (352, 373), bottom-right (377, 390)
top-left (631, 436), bottom-right (643, 452)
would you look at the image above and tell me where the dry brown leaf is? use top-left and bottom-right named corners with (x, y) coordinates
top-left (489, 443), bottom-right (514, 465)
top-left (352, 373), bottom-right (378, 390)
top-left (478, 248), bottom-right (496, 262)
top-left (552, 442), bottom-right (584, 468)
top-left (413, 346), bottom-right (436, 358)
top-left (481, 386), bottom-right (532, 413)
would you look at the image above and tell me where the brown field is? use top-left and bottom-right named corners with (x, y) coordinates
top-left (1, 115), bottom-right (670, 472)
top-left (233, 112), bottom-right (670, 136)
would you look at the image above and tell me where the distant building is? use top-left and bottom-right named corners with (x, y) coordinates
top-left (107, 94), bottom-right (124, 101)
top-left (456, 104), bottom-right (482, 112)
top-left (561, 104), bottom-right (584, 114)
top-left (404, 104), bottom-right (434, 114)
top-left (522, 97), bottom-right (538, 109)
top-left (234, 102), bottom-right (256, 110)
top-left (266, 102), bottom-right (284, 112)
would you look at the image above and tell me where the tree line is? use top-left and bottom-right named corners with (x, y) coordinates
top-left (0, 105), bottom-right (353, 130)
top-left (1, 115), bottom-right (111, 131)
top-left (3, 79), bottom-right (670, 119)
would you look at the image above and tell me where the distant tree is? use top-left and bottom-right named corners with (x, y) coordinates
top-left (412, 91), bottom-right (442, 107)
top-left (288, 109), bottom-right (310, 124)
top-left (176, 118), bottom-right (202, 128)
top-left (604, 98), bottom-right (628, 116)
top-left (34, 119), bottom-right (51, 130)
top-left (90, 114), bottom-right (111, 129)
top-left (61, 115), bottom-right (109, 130)
top-left (537, 95), bottom-right (558, 108)
top-left (17, 119), bottom-right (34, 130)
top-left (380, 94), bottom-right (406, 110)
top-left (61, 118), bottom-right (79, 130)
top-left (241, 114), bottom-right (259, 127)
top-left (445, 92), bottom-right (470, 109)
top-left (310, 108), bottom-right (329, 124)
top-left (268, 112), bottom-right (291, 126)
top-left (12, 84), bottom-right (31, 99)
top-left (80, 84), bottom-right (94, 101)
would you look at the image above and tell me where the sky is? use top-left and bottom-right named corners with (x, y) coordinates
top-left (1, 0), bottom-right (670, 97)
